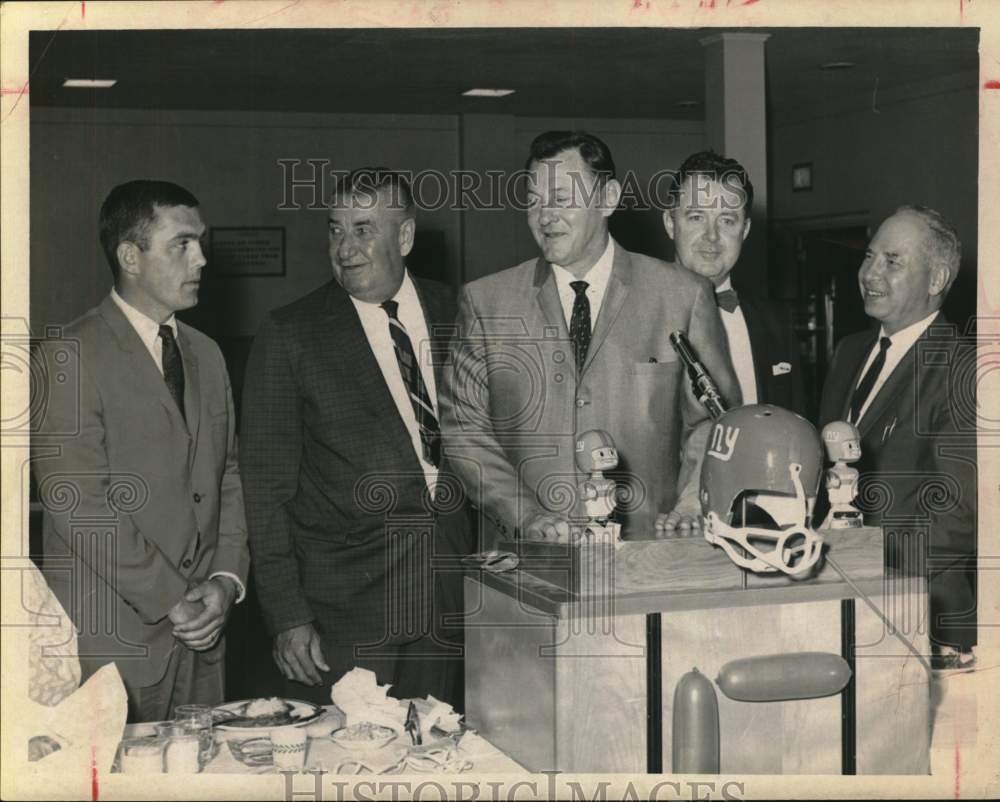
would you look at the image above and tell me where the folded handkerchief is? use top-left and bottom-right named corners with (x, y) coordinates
top-left (772, 361), bottom-right (792, 376)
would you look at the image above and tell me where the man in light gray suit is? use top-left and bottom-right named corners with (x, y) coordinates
top-left (440, 131), bottom-right (740, 544)
top-left (32, 180), bottom-right (249, 721)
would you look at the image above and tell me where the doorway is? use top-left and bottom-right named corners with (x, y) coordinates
top-left (769, 217), bottom-right (871, 421)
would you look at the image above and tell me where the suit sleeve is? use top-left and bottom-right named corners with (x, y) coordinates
top-left (672, 281), bottom-right (743, 514)
top-left (779, 304), bottom-right (808, 418)
top-left (818, 340), bottom-right (850, 428)
top-left (438, 287), bottom-right (543, 544)
top-left (239, 315), bottom-right (314, 636)
top-left (31, 339), bottom-right (189, 624)
top-left (207, 347), bottom-right (250, 588)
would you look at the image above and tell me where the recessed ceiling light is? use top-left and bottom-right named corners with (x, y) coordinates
top-left (462, 88), bottom-right (515, 98)
top-left (819, 62), bottom-right (855, 71)
top-left (674, 100), bottom-right (700, 108)
top-left (63, 78), bottom-right (117, 88)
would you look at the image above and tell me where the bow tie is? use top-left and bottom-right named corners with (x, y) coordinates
top-left (716, 288), bottom-right (739, 313)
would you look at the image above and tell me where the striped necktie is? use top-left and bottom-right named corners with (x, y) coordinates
top-left (380, 300), bottom-right (441, 467)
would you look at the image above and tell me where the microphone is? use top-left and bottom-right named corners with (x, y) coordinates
top-left (669, 331), bottom-right (728, 420)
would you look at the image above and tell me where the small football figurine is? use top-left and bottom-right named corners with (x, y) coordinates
top-left (820, 420), bottom-right (863, 529)
top-left (574, 429), bottom-right (623, 546)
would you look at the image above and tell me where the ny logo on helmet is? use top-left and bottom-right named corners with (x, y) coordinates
top-left (707, 423), bottom-right (740, 462)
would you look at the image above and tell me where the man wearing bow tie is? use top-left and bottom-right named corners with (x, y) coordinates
top-left (439, 132), bottom-right (739, 544)
top-left (664, 151), bottom-right (806, 417)
top-left (240, 169), bottom-right (469, 706)
top-left (819, 206), bottom-right (977, 670)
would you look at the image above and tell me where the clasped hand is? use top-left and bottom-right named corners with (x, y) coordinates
top-left (168, 577), bottom-right (237, 651)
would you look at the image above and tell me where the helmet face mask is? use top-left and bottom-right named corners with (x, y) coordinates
top-left (700, 405), bottom-right (826, 578)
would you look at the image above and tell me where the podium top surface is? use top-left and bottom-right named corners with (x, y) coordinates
top-left (467, 527), bottom-right (898, 617)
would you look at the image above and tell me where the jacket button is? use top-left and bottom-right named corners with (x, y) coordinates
top-left (182, 559), bottom-right (193, 569)
top-left (193, 492), bottom-right (201, 503)
top-left (576, 398), bottom-right (588, 407)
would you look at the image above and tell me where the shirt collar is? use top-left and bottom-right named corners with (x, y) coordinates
top-left (110, 287), bottom-right (177, 338)
top-left (716, 277), bottom-right (733, 292)
top-left (879, 310), bottom-right (939, 351)
top-left (550, 236), bottom-right (615, 292)
top-left (348, 269), bottom-right (418, 317)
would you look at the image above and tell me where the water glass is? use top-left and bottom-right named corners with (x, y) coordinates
top-left (156, 723), bottom-right (201, 773)
top-left (173, 703), bottom-right (215, 766)
top-left (118, 737), bottom-right (164, 774)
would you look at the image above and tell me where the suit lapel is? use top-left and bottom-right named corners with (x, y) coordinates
top-left (583, 243), bottom-right (631, 375)
top-left (98, 297), bottom-right (189, 432)
top-left (839, 330), bottom-right (880, 421)
top-left (412, 277), bottom-right (453, 390)
top-left (533, 257), bottom-right (569, 340)
top-left (855, 344), bottom-right (914, 437)
top-left (177, 326), bottom-right (201, 462)
top-left (737, 297), bottom-right (768, 403)
top-left (322, 283), bottom-right (416, 468)
top-left (855, 314), bottom-right (945, 436)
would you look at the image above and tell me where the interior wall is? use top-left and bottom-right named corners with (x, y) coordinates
top-left (30, 107), bottom-right (463, 337)
top-left (31, 108), bottom-right (705, 336)
top-left (768, 85), bottom-right (979, 328)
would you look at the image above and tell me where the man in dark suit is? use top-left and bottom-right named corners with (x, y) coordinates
top-left (439, 131), bottom-right (740, 544)
top-left (31, 180), bottom-right (250, 721)
top-left (819, 205), bottom-right (977, 669)
top-left (240, 169), bottom-right (469, 707)
top-left (664, 150), bottom-right (806, 417)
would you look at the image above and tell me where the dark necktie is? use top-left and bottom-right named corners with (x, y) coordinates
top-left (158, 324), bottom-right (186, 422)
top-left (380, 300), bottom-right (441, 467)
top-left (569, 280), bottom-right (592, 374)
top-left (716, 288), bottom-right (739, 313)
top-left (849, 336), bottom-right (891, 423)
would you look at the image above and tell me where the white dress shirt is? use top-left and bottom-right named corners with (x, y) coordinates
top-left (551, 236), bottom-right (616, 333)
top-left (716, 278), bottom-right (758, 405)
top-left (852, 310), bottom-right (939, 424)
top-left (350, 270), bottom-right (440, 494)
top-left (110, 287), bottom-right (178, 371)
top-left (108, 289), bottom-right (246, 603)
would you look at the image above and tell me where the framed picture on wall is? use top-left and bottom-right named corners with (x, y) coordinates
top-left (792, 163), bottom-right (813, 192)
top-left (209, 227), bottom-right (286, 276)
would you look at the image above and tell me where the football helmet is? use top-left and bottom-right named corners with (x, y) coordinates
top-left (700, 404), bottom-right (825, 578)
top-left (575, 429), bottom-right (619, 473)
top-left (821, 420), bottom-right (862, 463)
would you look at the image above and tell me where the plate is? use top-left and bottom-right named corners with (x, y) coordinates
top-left (331, 722), bottom-right (397, 751)
top-left (212, 698), bottom-right (323, 734)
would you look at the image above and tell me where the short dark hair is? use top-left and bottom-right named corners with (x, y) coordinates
top-left (895, 204), bottom-right (962, 291)
top-left (329, 167), bottom-right (415, 215)
top-left (99, 180), bottom-right (199, 278)
top-left (525, 131), bottom-right (616, 185)
top-left (667, 150), bottom-right (754, 216)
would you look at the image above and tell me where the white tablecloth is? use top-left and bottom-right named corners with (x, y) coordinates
top-left (123, 706), bottom-right (526, 775)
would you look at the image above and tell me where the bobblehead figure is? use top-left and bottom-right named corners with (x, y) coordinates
top-left (820, 421), bottom-right (863, 530)
top-left (575, 429), bottom-right (623, 545)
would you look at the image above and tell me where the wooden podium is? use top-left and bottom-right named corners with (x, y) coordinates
top-left (464, 527), bottom-right (930, 775)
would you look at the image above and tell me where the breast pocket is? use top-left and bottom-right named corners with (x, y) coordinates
top-left (626, 360), bottom-right (682, 424)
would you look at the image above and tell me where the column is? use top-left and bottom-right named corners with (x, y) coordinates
top-left (700, 33), bottom-right (771, 294)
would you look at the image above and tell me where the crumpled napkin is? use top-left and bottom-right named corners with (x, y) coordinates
top-left (412, 695), bottom-right (462, 742)
top-left (26, 663), bottom-right (128, 775)
top-left (330, 668), bottom-right (407, 733)
top-left (329, 669), bottom-right (464, 740)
